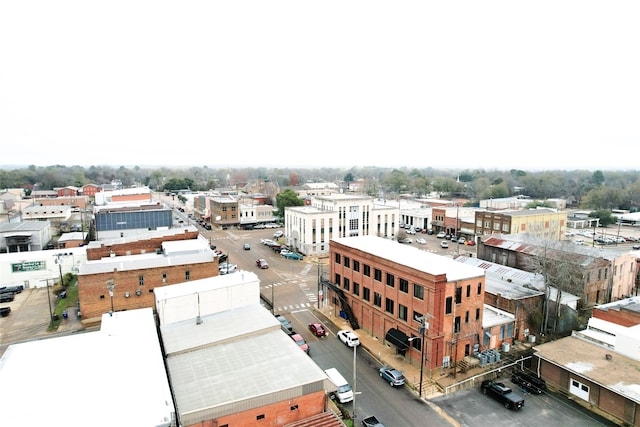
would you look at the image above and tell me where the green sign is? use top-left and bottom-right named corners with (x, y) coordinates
top-left (12, 260), bottom-right (46, 272)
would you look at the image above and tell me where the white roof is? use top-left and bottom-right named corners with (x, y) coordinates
top-left (482, 304), bottom-right (516, 328)
top-left (332, 236), bottom-right (485, 281)
top-left (0, 308), bottom-right (175, 426)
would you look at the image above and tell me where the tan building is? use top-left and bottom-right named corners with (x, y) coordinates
top-left (475, 208), bottom-right (568, 241)
top-left (327, 235), bottom-right (487, 375)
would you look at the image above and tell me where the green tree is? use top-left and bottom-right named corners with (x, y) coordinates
top-left (275, 189), bottom-right (304, 218)
top-left (589, 209), bottom-right (618, 228)
top-left (591, 170), bottom-right (605, 186)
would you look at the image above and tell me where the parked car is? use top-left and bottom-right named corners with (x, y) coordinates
top-left (406, 228), bottom-right (416, 235)
top-left (308, 322), bottom-right (327, 337)
top-left (436, 231), bottom-right (446, 238)
top-left (362, 415), bottom-right (386, 427)
top-left (0, 293), bottom-right (15, 303)
top-left (465, 239), bottom-right (475, 246)
top-left (256, 258), bottom-right (269, 269)
top-left (253, 224), bottom-right (266, 229)
top-left (243, 243), bottom-right (250, 250)
top-left (480, 380), bottom-right (525, 410)
top-left (273, 230), bottom-right (284, 239)
top-left (291, 333), bottom-right (310, 354)
top-left (458, 237), bottom-right (466, 244)
top-left (0, 307), bottom-right (11, 317)
top-left (283, 252), bottom-right (304, 260)
top-left (276, 315), bottom-right (293, 334)
top-left (398, 238), bottom-right (412, 244)
top-left (440, 240), bottom-right (449, 248)
top-left (379, 366), bottom-right (405, 387)
top-left (337, 330), bottom-right (360, 347)
top-left (416, 238), bottom-right (426, 244)
top-left (633, 244), bottom-right (640, 250)
top-left (511, 370), bottom-right (546, 395)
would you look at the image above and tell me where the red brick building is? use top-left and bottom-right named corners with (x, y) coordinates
top-left (78, 234), bottom-right (217, 322)
top-left (328, 236), bottom-right (486, 375)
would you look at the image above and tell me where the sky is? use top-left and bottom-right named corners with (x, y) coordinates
top-left (1, 1), bottom-right (639, 171)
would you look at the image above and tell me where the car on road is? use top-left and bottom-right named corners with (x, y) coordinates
top-left (283, 252), bottom-right (304, 260)
top-left (633, 244), bottom-right (640, 250)
top-left (440, 240), bottom-right (449, 248)
top-left (218, 263), bottom-right (237, 275)
top-left (379, 366), bottom-right (405, 387)
top-left (253, 224), bottom-right (266, 229)
top-left (362, 415), bottom-right (386, 427)
top-left (308, 322), bottom-right (327, 337)
top-left (337, 329), bottom-right (360, 347)
top-left (243, 243), bottom-right (250, 250)
top-left (398, 238), bottom-right (412, 244)
top-left (465, 239), bottom-right (475, 246)
top-left (265, 223), bottom-right (279, 228)
top-left (458, 237), bottom-right (466, 244)
top-left (0, 307), bottom-right (11, 317)
top-left (273, 230), bottom-right (284, 239)
top-left (416, 238), bottom-right (426, 244)
top-left (276, 315), bottom-right (294, 334)
top-left (0, 293), bottom-right (15, 303)
top-left (256, 258), bottom-right (269, 269)
top-left (291, 333), bottom-right (310, 354)
top-left (437, 231), bottom-right (446, 238)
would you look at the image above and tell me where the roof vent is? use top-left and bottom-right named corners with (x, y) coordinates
top-left (605, 354), bottom-right (612, 361)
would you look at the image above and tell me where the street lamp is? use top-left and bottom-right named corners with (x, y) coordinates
top-left (106, 279), bottom-right (116, 315)
top-left (408, 317), bottom-right (429, 398)
top-left (45, 278), bottom-right (54, 328)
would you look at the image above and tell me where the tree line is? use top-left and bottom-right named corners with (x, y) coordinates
top-left (1, 164), bottom-right (639, 212)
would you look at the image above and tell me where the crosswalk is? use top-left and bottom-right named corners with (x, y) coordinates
top-left (262, 277), bottom-right (320, 313)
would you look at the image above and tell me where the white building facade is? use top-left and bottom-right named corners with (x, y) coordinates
top-left (285, 194), bottom-right (399, 256)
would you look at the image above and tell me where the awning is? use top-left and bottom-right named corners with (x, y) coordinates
top-left (484, 331), bottom-right (492, 339)
top-left (385, 328), bottom-right (410, 350)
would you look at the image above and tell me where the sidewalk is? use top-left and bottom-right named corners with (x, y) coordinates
top-left (312, 303), bottom-right (534, 402)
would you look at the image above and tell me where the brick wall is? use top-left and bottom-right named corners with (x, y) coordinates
top-left (86, 230), bottom-right (199, 260)
top-left (78, 259), bottom-right (218, 320)
top-left (184, 391), bottom-right (326, 427)
top-left (592, 306), bottom-right (640, 327)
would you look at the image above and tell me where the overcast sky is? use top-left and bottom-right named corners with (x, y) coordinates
top-left (1, 1), bottom-right (638, 171)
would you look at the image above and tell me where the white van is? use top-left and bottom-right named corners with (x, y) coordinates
top-left (324, 368), bottom-right (353, 403)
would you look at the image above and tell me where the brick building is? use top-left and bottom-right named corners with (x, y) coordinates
top-left (78, 235), bottom-right (217, 321)
top-left (474, 208), bottom-right (568, 241)
top-left (478, 234), bottom-right (618, 308)
top-left (327, 235), bottom-right (486, 375)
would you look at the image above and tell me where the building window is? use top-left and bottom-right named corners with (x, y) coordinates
top-left (477, 282), bottom-right (482, 295)
top-left (363, 287), bottom-right (370, 302)
top-left (465, 311), bottom-right (469, 323)
top-left (399, 278), bottom-right (408, 293)
top-left (373, 292), bottom-right (382, 307)
top-left (353, 282), bottom-right (360, 296)
top-left (185, 270), bottom-right (190, 281)
top-left (446, 297), bottom-right (452, 314)
top-left (483, 330), bottom-right (490, 346)
top-left (257, 414), bottom-right (265, 420)
top-left (364, 264), bottom-right (371, 277)
top-left (162, 272), bottom-right (167, 283)
top-left (386, 273), bottom-right (395, 288)
top-left (344, 256), bottom-right (350, 268)
top-left (385, 298), bottom-right (394, 314)
top-left (455, 287), bottom-right (462, 304)
top-left (399, 304), bottom-right (408, 321)
top-left (138, 275), bottom-right (144, 286)
top-left (343, 277), bottom-right (350, 291)
top-left (500, 325), bottom-right (505, 340)
top-left (335, 253), bottom-right (341, 264)
top-left (290, 405), bottom-right (299, 411)
top-left (466, 284), bottom-right (470, 298)
top-left (454, 316), bottom-right (461, 333)
top-left (374, 268), bottom-right (382, 282)
top-left (413, 284), bottom-right (424, 300)
top-left (476, 308), bottom-right (480, 320)
top-left (353, 260), bottom-right (360, 272)
top-left (507, 323), bottom-right (513, 338)
top-left (502, 223), bottom-right (509, 232)
top-left (335, 273), bottom-right (341, 285)
top-left (413, 311), bottom-right (423, 323)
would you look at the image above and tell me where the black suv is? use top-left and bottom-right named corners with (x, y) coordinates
top-left (0, 293), bottom-right (15, 303)
top-left (511, 370), bottom-right (546, 394)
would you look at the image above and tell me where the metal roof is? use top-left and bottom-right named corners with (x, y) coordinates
top-left (162, 305), bottom-right (328, 424)
top-left (332, 235), bottom-right (485, 282)
top-left (0, 308), bottom-right (175, 426)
